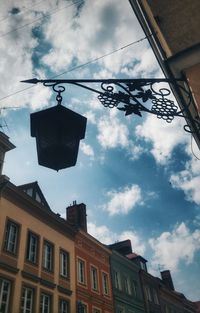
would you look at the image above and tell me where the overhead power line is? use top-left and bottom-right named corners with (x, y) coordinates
top-left (0, 0), bottom-right (84, 38)
top-left (0, 34), bottom-right (152, 103)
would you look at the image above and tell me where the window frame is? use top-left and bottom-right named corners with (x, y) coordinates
top-left (124, 276), bottom-right (131, 295)
top-left (132, 280), bottom-right (137, 298)
top-left (3, 218), bottom-right (20, 256)
top-left (152, 288), bottom-right (159, 304)
top-left (145, 285), bottom-right (152, 302)
top-left (77, 258), bottom-right (86, 285)
top-left (0, 277), bottom-right (11, 313)
top-left (60, 249), bottom-right (70, 279)
top-left (26, 231), bottom-right (39, 265)
top-left (102, 272), bottom-right (109, 296)
top-left (40, 292), bottom-right (52, 313)
top-left (20, 285), bottom-right (35, 313)
top-left (59, 298), bottom-right (69, 313)
top-left (90, 265), bottom-right (99, 292)
top-left (43, 240), bottom-right (54, 272)
top-left (113, 270), bottom-right (121, 290)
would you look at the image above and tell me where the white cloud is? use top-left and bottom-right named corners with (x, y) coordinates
top-left (170, 156), bottom-right (200, 204)
top-left (136, 115), bottom-right (189, 164)
top-left (88, 222), bottom-right (145, 255)
top-left (149, 223), bottom-right (200, 271)
top-left (80, 142), bottom-right (94, 158)
top-left (97, 111), bottom-right (129, 149)
top-left (104, 184), bottom-right (142, 216)
top-left (129, 143), bottom-right (145, 160)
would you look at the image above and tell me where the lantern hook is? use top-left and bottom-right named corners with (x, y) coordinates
top-left (52, 84), bottom-right (66, 106)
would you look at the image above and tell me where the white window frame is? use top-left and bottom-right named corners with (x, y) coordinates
top-left (27, 232), bottom-right (38, 263)
top-left (60, 250), bottom-right (69, 278)
top-left (43, 241), bottom-right (53, 271)
top-left (153, 289), bottom-right (159, 304)
top-left (5, 220), bottom-right (19, 254)
top-left (40, 293), bottom-right (51, 313)
top-left (124, 277), bottom-right (131, 295)
top-left (21, 286), bottom-right (34, 313)
top-left (102, 272), bottom-right (109, 295)
top-left (91, 266), bottom-right (98, 291)
top-left (145, 285), bottom-right (152, 301)
top-left (77, 259), bottom-right (86, 284)
top-left (0, 278), bottom-right (11, 313)
top-left (59, 299), bottom-right (69, 313)
top-left (114, 270), bottom-right (121, 290)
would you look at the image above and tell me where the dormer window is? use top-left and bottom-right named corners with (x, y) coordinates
top-left (140, 261), bottom-right (147, 271)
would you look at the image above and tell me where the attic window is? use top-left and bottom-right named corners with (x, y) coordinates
top-left (140, 261), bottom-right (147, 271)
top-left (26, 188), bottom-right (33, 197)
top-left (35, 192), bottom-right (42, 203)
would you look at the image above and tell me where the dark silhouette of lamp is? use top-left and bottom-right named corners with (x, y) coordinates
top-left (31, 103), bottom-right (87, 171)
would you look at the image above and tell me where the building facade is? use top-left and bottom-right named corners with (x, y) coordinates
top-left (0, 133), bottom-right (76, 313)
top-left (129, 0), bottom-right (200, 148)
top-left (108, 240), bottom-right (145, 313)
top-left (66, 202), bottom-right (114, 313)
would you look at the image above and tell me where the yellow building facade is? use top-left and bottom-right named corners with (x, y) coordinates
top-left (0, 178), bottom-right (76, 313)
top-left (0, 132), bottom-right (76, 313)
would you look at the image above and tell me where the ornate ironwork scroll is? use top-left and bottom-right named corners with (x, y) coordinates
top-left (21, 77), bottom-right (199, 134)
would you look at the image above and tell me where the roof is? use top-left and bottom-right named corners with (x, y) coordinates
top-left (0, 176), bottom-right (75, 239)
top-left (18, 181), bottom-right (50, 210)
top-left (126, 252), bottom-right (147, 262)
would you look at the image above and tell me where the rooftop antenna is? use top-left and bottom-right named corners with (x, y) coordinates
top-left (0, 106), bottom-right (20, 133)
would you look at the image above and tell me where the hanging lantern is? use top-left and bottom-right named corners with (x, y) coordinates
top-left (30, 104), bottom-right (87, 171)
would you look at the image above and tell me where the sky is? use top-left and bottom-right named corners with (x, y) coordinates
top-left (0, 0), bottom-right (200, 301)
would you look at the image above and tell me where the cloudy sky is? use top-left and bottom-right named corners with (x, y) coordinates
top-left (1, 0), bottom-right (200, 301)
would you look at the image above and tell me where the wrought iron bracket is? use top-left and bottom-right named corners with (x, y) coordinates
top-left (22, 77), bottom-right (200, 133)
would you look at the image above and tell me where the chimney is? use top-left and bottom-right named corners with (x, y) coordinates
top-left (0, 132), bottom-right (15, 175)
top-left (161, 270), bottom-right (174, 290)
top-left (66, 202), bottom-right (87, 232)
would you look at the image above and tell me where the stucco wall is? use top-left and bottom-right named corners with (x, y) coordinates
top-left (0, 196), bottom-right (76, 313)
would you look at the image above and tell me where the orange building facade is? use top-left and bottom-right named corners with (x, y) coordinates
top-left (67, 203), bottom-right (114, 313)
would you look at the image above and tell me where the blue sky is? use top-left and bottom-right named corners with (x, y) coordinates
top-left (1, 0), bottom-right (200, 301)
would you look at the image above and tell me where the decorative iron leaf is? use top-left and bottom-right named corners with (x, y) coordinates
top-left (126, 82), bottom-right (144, 92)
top-left (115, 91), bottom-right (130, 104)
top-left (118, 104), bottom-right (142, 117)
top-left (136, 89), bottom-right (155, 102)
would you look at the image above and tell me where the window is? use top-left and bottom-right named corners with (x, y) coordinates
top-left (0, 278), bottom-right (11, 313)
top-left (91, 266), bottom-right (98, 291)
top-left (132, 281), bottom-right (137, 297)
top-left (40, 293), bottom-right (51, 313)
top-left (60, 250), bottom-right (69, 278)
top-left (26, 232), bottom-right (39, 264)
top-left (140, 261), bottom-right (147, 271)
top-left (145, 286), bottom-right (152, 301)
top-left (124, 277), bottom-right (131, 295)
top-left (152, 289), bottom-right (159, 304)
top-left (117, 307), bottom-right (125, 313)
top-left (92, 308), bottom-right (101, 313)
top-left (77, 302), bottom-right (87, 313)
top-left (102, 272), bottom-right (109, 295)
top-left (21, 286), bottom-right (34, 313)
top-left (82, 304), bottom-right (87, 313)
top-left (4, 220), bottom-right (19, 254)
top-left (43, 241), bottom-right (53, 271)
top-left (59, 299), bottom-right (69, 313)
top-left (77, 259), bottom-right (86, 284)
top-left (114, 270), bottom-right (121, 290)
